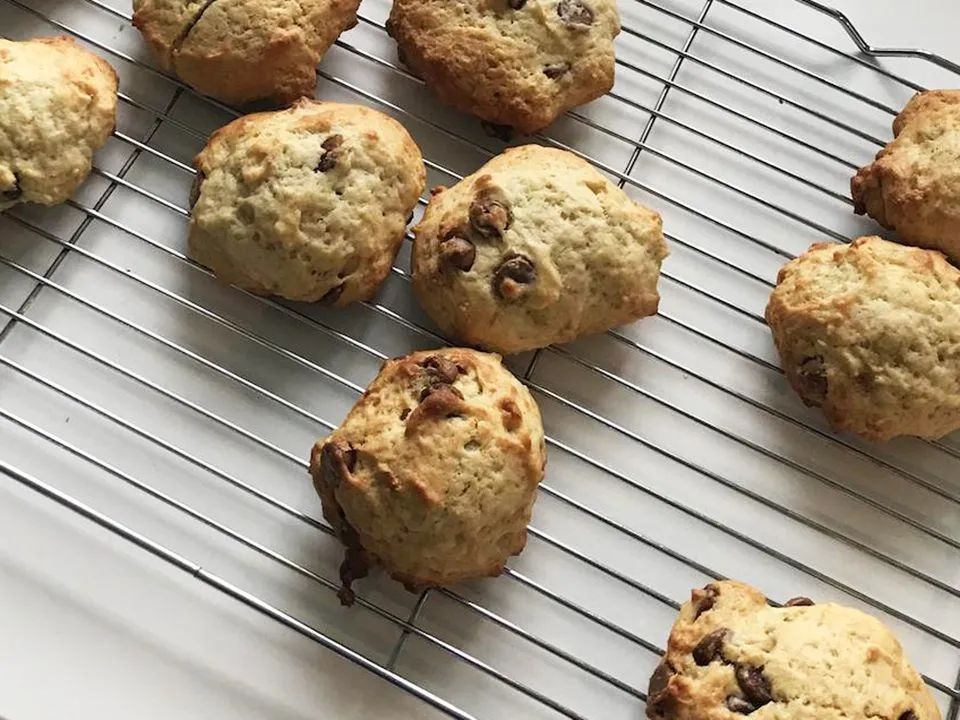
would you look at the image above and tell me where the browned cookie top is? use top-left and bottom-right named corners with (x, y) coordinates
top-left (852, 89), bottom-right (960, 262)
top-left (188, 100), bottom-right (425, 305)
top-left (387, 0), bottom-right (620, 133)
top-left (310, 348), bottom-right (546, 602)
top-left (132, 0), bottom-right (360, 105)
top-left (0, 37), bottom-right (117, 209)
top-left (765, 236), bottom-right (960, 441)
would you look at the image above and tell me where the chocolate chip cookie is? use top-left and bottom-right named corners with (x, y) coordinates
top-left (648, 580), bottom-right (940, 720)
top-left (0, 37), bottom-right (117, 209)
top-left (387, 0), bottom-right (620, 134)
top-left (412, 144), bottom-right (667, 354)
top-left (132, 0), bottom-right (361, 106)
top-left (189, 100), bottom-right (425, 305)
top-left (852, 90), bottom-right (960, 262)
top-left (766, 236), bottom-right (960, 441)
top-left (310, 348), bottom-right (546, 604)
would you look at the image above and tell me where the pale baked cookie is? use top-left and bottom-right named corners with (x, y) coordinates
top-left (412, 145), bottom-right (667, 354)
top-left (310, 348), bottom-right (546, 604)
top-left (852, 90), bottom-right (960, 262)
top-left (387, 0), bottom-right (620, 134)
top-left (132, 0), bottom-right (361, 106)
top-left (647, 580), bottom-right (940, 720)
top-left (189, 100), bottom-right (426, 305)
top-left (765, 237), bottom-right (960, 441)
top-left (0, 37), bottom-right (117, 209)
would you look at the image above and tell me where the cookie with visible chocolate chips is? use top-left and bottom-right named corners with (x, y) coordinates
top-left (386, 0), bottom-right (620, 134)
top-left (0, 37), bottom-right (117, 209)
top-left (309, 348), bottom-right (546, 603)
top-left (647, 580), bottom-right (940, 720)
top-left (188, 100), bottom-right (425, 305)
top-left (132, 0), bottom-right (361, 106)
top-left (766, 236), bottom-right (960, 441)
top-left (412, 145), bottom-right (667, 354)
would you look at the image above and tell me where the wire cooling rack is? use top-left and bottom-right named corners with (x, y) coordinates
top-left (1, 1), bottom-right (959, 718)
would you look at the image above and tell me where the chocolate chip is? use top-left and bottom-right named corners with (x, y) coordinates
top-left (1, 175), bottom-right (22, 203)
top-left (899, 712), bottom-right (918, 720)
top-left (543, 62), bottom-right (571, 79)
top-left (418, 356), bottom-right (464, 402)
top-left (692, 627), bottom-right (728, 666)
top-left (784, 596), bottom-right (814, 607)
top-left (693, 584), bottom-right (719, 619)
top-left (321, 283), bottom-right (345, 305)
top-left (421, 355), bottom-right (461, 384)
top-left (188, 171), bottom-right (205, 211)
top-left (726, 696), bottom-right (755, 714)
top-left (321, 441), bottom-right (357, 488)
top-left (797, 355), bottom-right (827, 404)
top-left (508, 0), bottom-right (527, 7)
top-left (557, 0), bottom-right (594, 26)
top-left (480, 120), bottom-right (514, 141)
top-left (647, 660), bottom-right (673, 697)
top-left (315, 134), bottom-right (344, 172)
top-left (735, 665), bottom-right (772, 708)
top-left (469, 191), bottom-right (512, 239)
top-left (405, 383), bottom-right (466, 434)
top-left (646, 660), bottom-right (677, 719)
top-left (336, 534), bottom-right (369, 607)
top-left (493, 254), bottom-right (536, 301)
top-left (440, 236), bottom-right (476, 271)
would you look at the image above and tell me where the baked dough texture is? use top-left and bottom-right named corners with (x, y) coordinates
top-left (132, 0), bottom-right (361, 106)
top-left (387, 0), bottom-right (620, 134)
top-left (0, 37), bottom-right (117, 209)
top-left (412, 144), bottom-right (667, 354)
top-left (189, 100), bottom-right (426, 305)
top-left (647, 580), bottom-right (940, 720)
top-left (852, 90), bottom-right (960, 262)
top-left (310, 348), bottom-right (546, 603)
top-left (765, 236), bottom-right (960, 441)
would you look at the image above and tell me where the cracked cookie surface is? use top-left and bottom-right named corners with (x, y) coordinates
top-left (412, 144), bottom-right (667, 354)
top-left (132, 0), bottom-right (360, 105)
top-left (766, 236), bottom-right (960, 441)
top-left (648, 580), bottom-right (940, 720)
top-left (309, 348), bottom-right (546, 603)
top-left (188, 99), bottom-right (425, 304)
top-left (0, 37), bottom-right (117, 209)
top-left (852, 89), bottom-right (960, 262)
top-left (387, 0), bottom-right (620, 133)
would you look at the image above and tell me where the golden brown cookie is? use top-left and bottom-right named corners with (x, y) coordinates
top-left (0, 37), bottom-right (117, 209)
top-left (132, 0), bottom-right (361, 106)
top-left (309, 348), bottom-right (546, 604)
top-left (412, 145), bottom-right (667, 354)
top-left (189, 100), bottom-right (426, 305)
top-left (765, 237), bottom-right (960, 441)
top-left (647, 580), bottom-right (940, 720)
top-left (852, 89), bottom-right (960, 262)
top-left (387, 0), bottom-right (620, 134)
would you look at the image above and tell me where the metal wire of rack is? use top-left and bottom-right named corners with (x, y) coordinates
top-left (1, 0), bottom-right (958, 718)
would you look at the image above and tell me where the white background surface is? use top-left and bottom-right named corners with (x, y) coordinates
top-left (1, 1), bottom-right (958, 719)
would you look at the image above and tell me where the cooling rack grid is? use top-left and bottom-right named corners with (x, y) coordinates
top-left (1, 1), bottom-right (959, 718)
